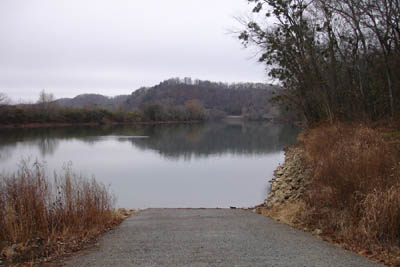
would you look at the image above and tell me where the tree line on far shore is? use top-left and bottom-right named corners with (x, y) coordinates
top-left (0, 78), bottom-right (282, 126)
top-left (0, 90), bottom-right (210, 125)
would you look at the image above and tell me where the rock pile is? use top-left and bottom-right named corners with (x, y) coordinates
top-left (265, 146), bottom-right (310, 208)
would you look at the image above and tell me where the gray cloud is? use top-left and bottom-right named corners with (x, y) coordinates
top-left (0, 0), bottom-right (266, 101)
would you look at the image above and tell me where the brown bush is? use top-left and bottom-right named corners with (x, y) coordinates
top-left (301, 123), bottom-right (400, 248)
top-left (0, 160), bottom-right (117, 261)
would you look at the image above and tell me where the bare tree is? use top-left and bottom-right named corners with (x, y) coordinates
top-left (0, 93), bottom-right (10, 106)
top-left (239, 0), bottom-right (400, 122)
top-left (37, 90), bottom-right (55, 114)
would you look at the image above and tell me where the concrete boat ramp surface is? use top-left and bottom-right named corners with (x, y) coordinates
top-left (64, 209), bottom-right (381, 267)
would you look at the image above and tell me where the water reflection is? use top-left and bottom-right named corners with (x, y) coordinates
top-left (0, 122), bottom-right (298, 208)
top-left (126, 123), bottom-right (297, 160)
top-left (0, 122), bottom-right (298, 161)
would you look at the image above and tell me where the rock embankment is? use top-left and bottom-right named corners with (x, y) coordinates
top-left (265, 146), bottom-right (310, 208)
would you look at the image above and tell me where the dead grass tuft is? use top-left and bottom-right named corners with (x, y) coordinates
top-left (0, 160), bottom-right (120, 263)
top-left (257, 201), bottom-right (305, 227)
top-left (301, 122), bottom-right (400, 257)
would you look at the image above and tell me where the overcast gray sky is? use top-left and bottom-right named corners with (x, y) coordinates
top-left (0, 0), bottom-right (266, 102)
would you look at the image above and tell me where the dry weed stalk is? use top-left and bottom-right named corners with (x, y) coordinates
top-left (0, 160), bottom-right (117, 261)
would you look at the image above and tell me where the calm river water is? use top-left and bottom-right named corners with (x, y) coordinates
top-left (0, 121), bottom-right (298, 208)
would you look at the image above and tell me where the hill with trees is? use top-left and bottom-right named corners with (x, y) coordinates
top-left (52, 78), bottom-right (282, 121)
top-left (0, 79), bottom-right (282, 126)
top-left (125, 78), bottom-right (280, 120)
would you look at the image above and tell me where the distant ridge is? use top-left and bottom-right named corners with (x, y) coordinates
top-left (55, 94), bottom-right (129, 110)
top-left (125, 78), bottom-right (279, 118)
top-left (54, 78), bottom-right (281, 119)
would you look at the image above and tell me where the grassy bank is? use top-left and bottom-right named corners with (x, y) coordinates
top-left (301, 123), bottom-right (400, 264)
top-left (261, 121), bottom-right (400, 265)
top-left (0, 160), bottom-right (131, 265)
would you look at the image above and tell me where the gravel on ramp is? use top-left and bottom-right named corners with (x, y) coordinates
top-left (63, 209), bottom-right (381, 267)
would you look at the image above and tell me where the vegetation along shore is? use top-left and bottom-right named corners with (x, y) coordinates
top-left (241, 0), bottom-right (400, 265)
top-left (0, 79), bottom-right (281, 128)
top-left (0, 160), bottom-right (136, 265)
top-left (257, 123), bottom-right (400, 265)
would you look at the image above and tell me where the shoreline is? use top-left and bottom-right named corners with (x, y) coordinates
top-left (265, 146), bottom-right (310, 208)
top-left (257, 127), bottom-right (399, 266)
top-left (0, 209), bottom-right (138, 266)
top-left (254, 145), bottom-right (310, 226)
top-left (0, 120), bottom-right (203, 129)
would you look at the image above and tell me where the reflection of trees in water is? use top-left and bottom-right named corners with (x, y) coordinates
top-left (0, 136), bottom-right (60, 159)
top-left (0, 122), bottom-right (298, 161)
top-left (0, 127), bottom-right (105, 160)
top-left (128, 122), bottom-right (299, 160)
top-left (0, 125), bottom-right (148, 161)
top-left (36, 137), bottom-right (59, 156)
top-left (0, 126), bottom-right (129, 159)
top-left (0, 146), bottom-right (11, 162)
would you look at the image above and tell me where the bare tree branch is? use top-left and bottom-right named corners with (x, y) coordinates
top-left (0, 93), bottom-right (10, 106)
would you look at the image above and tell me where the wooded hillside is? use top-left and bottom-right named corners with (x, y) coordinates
top-left (125, 78), bottom-right (279, 119)
top-left (54, 78), bottom-right (280, 120)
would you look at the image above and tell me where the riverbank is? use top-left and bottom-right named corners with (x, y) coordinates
top-left (0, 120), bottom-right (202, 129)
top-left (0, 209), bottom-right (137, 266)
top-left (255, 145), bottom-right (308, 226)
top-left (257, 122), bottom-right (400, 266)
top-left (0, 161), bottom-right (137, 266)
top-left (0, 102), bottom-right (210, 130)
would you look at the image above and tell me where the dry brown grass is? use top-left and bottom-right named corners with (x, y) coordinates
top-left (257, 201), bottom-right (305, 227)
top-left (300, 123), bottom-right (400, 263)
top-left (0, 160), bottom-right (120, 263)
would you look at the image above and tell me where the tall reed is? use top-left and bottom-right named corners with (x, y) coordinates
top-left (0, 160), bottom-right (116, 248)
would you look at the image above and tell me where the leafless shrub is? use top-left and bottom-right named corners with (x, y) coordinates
top-left (0, 160), bottom-right (117, 258)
